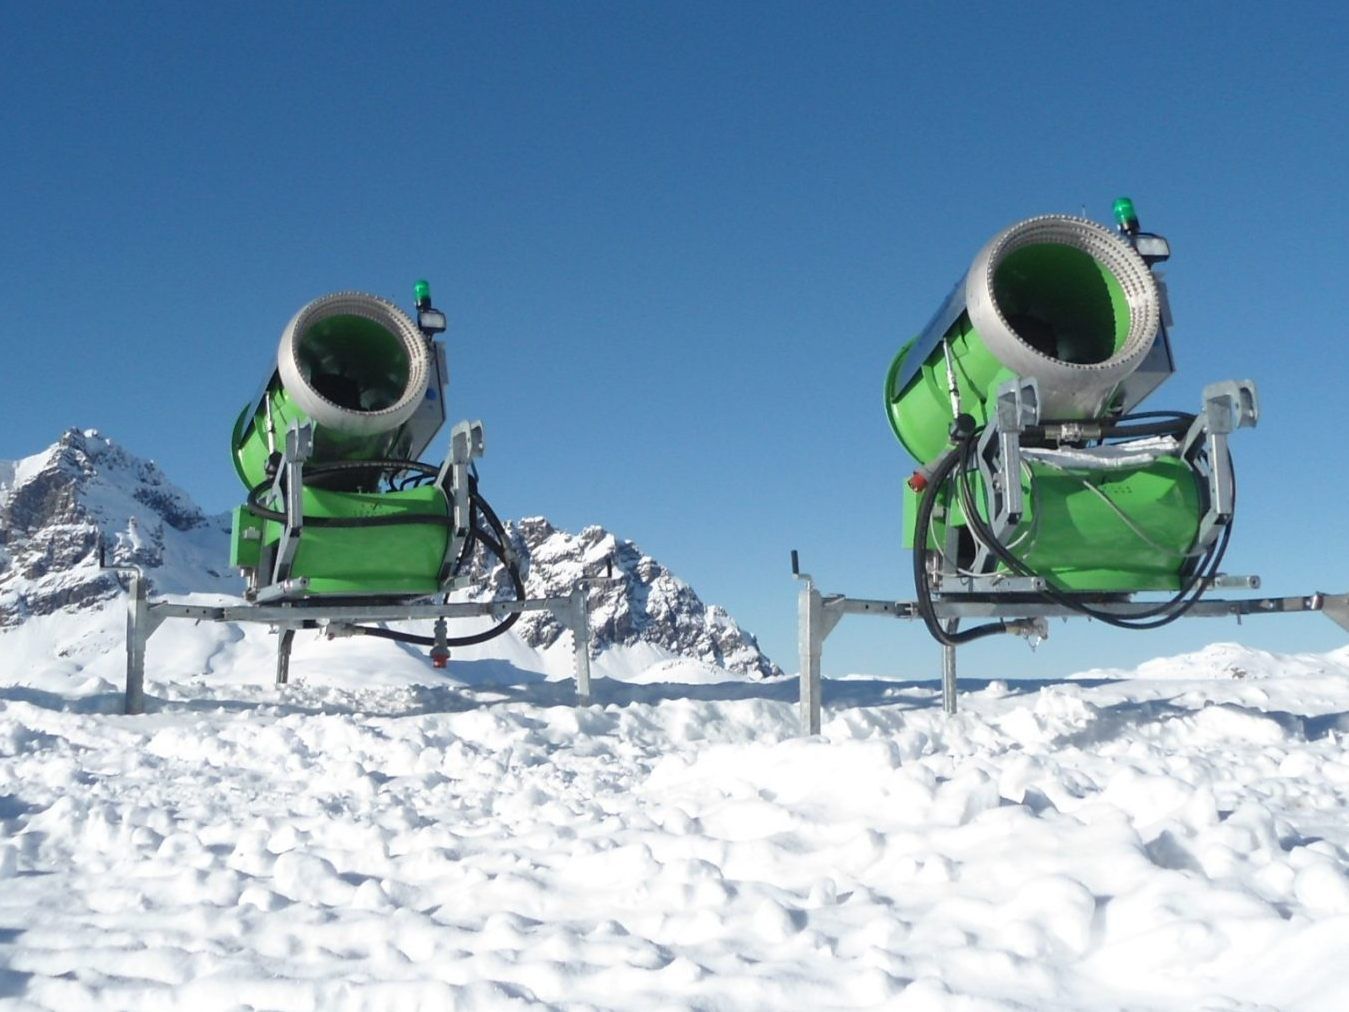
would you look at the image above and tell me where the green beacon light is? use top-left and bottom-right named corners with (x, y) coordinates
top-left (1113, 196), bottom-right (1140, 235)
top-left (413, 278), bottom-right (447, 334)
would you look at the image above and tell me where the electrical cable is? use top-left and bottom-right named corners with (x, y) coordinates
top-left (911, 438), bottom-right (1014, 646)
top-left (355, 479), bottom-right (528, 648)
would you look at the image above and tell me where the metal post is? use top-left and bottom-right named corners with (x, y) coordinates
top-left (125, 572), bottom-right (150, 715)
top-left (799, 579), bottom-right (823, 735)
top-left (941, 618), bottom-right (959, 715)
top-left (275, 628), bottom-right (296, 685)
top-left (569, 585), bottom-right (592, 704)
top-left (1326, 594), bottom-right (1349, 632)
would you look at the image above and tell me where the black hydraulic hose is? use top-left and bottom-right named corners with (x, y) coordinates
top-left (359, 522), bottom-right (525, 647)
top-left (471, 482), bottom-right (510, 545)
top-left (1104, 410), bottom-right (1197, 425)
top-left (910, 407), bottom-right (1234, 645)
top-left (463, 488), bottom-right (528, 637)
top-left (1098, 419), bottom-right (1193, 440)
top-left (358, 626), bottom-right (440, 646)
top-left (1038, 410), bottom-right (1196, 429)
top-left (444, 477), bottom-right (484, 584)
top-left (912, 439), bottom-right (1015, 646)
top-left (246, 461), bottom-right (451, 529)
top-left (306, 458), bottom-right (442, 483)
top-left (449, 521), bottom-right (477, 579)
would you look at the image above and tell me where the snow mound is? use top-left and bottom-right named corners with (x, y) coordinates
top-left (1072, 640), bottom-right (1349, 682)
top-left (3, 640), bottom-right (1349, 1008)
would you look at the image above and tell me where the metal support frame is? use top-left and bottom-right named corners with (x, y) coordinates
top-left (792, 553), bottom-right (1349, 736)
top-left (1182, 380), bottom-right (1259, 552)
top-left (937, 378), bottom-right (1262, 598)
top-left (121, 588), bottom-right (595, 716)
top-left (439, 420), bottom-right (486, 584)
top-left (275, 628), bottom-right (297, 685)
top-left (267, 425), bottom-right (313, 586)
top-left (970, 378), bottom-right (1038, 576)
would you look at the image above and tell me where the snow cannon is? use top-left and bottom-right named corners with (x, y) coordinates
top-left (228, 284), bottom-right (516, 603)
top-left (885, 199), bottom-right (1259, 644)
top-left (114, 281), bottom-right (597, 717)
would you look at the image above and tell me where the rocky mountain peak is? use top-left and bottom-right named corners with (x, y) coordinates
top-left (0, 429), bottom-right (233, 626)
top-left (468, 517), bottom-right (781, 679)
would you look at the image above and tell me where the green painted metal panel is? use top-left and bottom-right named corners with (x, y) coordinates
top-left (229, 506), bottom-right (264, 569)
top-left (904, 454), bottom-right (1201, 592)
top-left (255, 485), bottom-right (451, 595)
top-left (231, 384), bottom-right (418, 492)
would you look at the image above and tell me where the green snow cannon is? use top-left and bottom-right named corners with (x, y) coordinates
top-left (885, 202), bottom-right (1258, 641)
top-left (229, 287), bottom-right (478, 600)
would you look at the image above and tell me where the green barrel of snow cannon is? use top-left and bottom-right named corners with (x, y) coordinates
top-left (886, 212), bottom-right (1203, 593)
top-left (885, 215), bottom-right (1161, 464)
top-left (229, 291), bottom-right (454, 596)
top-left (231, 292), bottom-right (445, 490)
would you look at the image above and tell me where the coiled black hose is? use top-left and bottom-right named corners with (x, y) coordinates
top-left (912, 437), bottom-right (1013, 646)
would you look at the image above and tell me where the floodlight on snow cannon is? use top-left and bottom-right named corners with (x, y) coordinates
top-left (113, 282), bottom-right (599, 716)
top-left (791, 199), bottom-right (1349, 733)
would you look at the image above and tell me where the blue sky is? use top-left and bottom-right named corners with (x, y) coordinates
top-left (3, 2), bottom-right (1348, 679)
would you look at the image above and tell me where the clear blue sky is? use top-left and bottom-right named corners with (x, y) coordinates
top-left (4, 2), bottom-right (1348, 679)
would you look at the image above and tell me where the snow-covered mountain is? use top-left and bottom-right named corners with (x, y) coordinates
top-left (0, 429), bottom-right (234, 628)
top-left (468, 517), bottom-right (780, 678)
top-left (0, 430), bottom-right (779, 678)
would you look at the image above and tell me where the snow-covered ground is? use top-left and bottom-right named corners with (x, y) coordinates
top-left (4, 616), bottom-right (1349, 1010)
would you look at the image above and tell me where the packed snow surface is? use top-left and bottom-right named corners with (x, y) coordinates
top-left (4, 624), bottom-right (1349, 1010)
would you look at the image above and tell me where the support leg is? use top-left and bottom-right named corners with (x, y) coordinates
top-left (799, 580), bottom-right (823, 735)
top-left (941, 618), bottom-right (959, 715)
top-left (125, 572), bottom-right (150, 715)
top-left (276, 628), bottom-right (296, 686)
top-left (1324, 594), bottom-right (1349, 633)
top-left (569, 586), bottom-right (592, 704)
